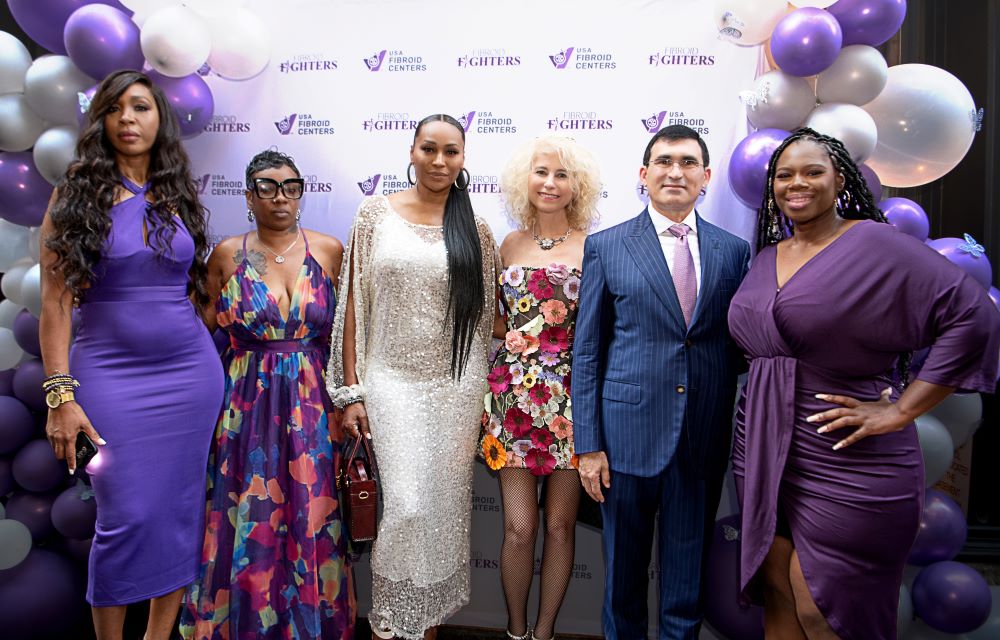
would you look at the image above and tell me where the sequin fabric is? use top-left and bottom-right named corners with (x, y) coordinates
top-left (327, 195), bottom-right (498, 639)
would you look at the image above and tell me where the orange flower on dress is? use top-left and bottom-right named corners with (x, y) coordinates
top-left (540, 299), bottom-right (568, 325)
top-left (482, 434), bottom-right (507, 471)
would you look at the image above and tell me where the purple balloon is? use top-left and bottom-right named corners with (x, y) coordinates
top-left (908, 489), bottom-right (967, 566)
top-left (0, 396), bottom-right (35, 455)
top-left (5, 490), bottom-right (57, 540)
top-left (63, 4), bottom-right (143, 81)
top-left (146, 71), bottom-right (216, 139)
top-left (0, 549), bottom-right (85, 637)
top-left (12, 439), bottom-right (64, 493)
top-left (7, 0), bottom-right (126, 54)
top-left (64, 535), bottom-right (93, 563)
top-left (912, 561), bottom-right (992, 634)
top-left (704, 514), bottom-right (765, 640)
top-left (927, 236), bottom-right (993, 289)
top-left (770, 8), bottom-right (844, 77)
top-left (882, 197), bottom-right (930, 242)
top-left (12, 359), bottom-right (46, 412)
top-left (0, 369), bottom-right (14, 396)
top-left (828, 0), bottom-right (907, 47)
top-left (729, 129), bottom-right (791, 209)
top-left (11, 310), bottom-right (40, 358)
top-left (0, 457), bottom-right (13, 495)
top-left (859, 163), bottom-right (882, 203)
top-left (0, 152), bottom-right (54, 227)
top-left (51, 483), bottom-right (97, 539)
top-left (988, 286), bottom-right (1000, 312)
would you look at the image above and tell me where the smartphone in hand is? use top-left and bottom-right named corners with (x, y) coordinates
top-left (75, 432), bottom-right (99, 470)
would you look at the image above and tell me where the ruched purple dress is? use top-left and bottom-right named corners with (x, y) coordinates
top-left (70, 178), bottom-right (224, 606)
top-left (728, 220), bottom-right (999, 640)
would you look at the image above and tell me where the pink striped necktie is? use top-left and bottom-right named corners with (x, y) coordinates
top-left (668, 223), bottom-right (697, 326)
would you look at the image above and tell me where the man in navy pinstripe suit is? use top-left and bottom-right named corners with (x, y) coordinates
top-left (573, 125), bottom-right (750, 639)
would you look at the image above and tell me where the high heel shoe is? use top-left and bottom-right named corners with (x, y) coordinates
top-left (531, 633), bottom-right (554, 640)
top-left (506, 628), bottom-right (531, 640)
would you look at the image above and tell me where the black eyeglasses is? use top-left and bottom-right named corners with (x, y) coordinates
top-left (251, 178), bottom-right (305, 199)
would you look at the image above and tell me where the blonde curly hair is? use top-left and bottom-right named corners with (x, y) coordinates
top-left (501, 135), bottom-right (601, 231)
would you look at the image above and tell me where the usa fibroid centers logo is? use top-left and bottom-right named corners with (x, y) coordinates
top-left (274, 112), bottom-right (334, 136)
top-left (358, 174), bottom-right (381, 196)
top-left (640, 109), bottom-right (709, 135)
top-left (550, 47), bottom-right (616, 70)
top-left (364, 49), bottom-right (426, 72)
top-left (358, 173), bottom-right (409, 196)
top-left (457, 109), bottom-right (517, 135)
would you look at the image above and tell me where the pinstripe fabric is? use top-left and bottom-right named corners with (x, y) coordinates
top-left (572, 209), bottom-right (750, 639)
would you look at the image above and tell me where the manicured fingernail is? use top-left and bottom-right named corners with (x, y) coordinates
top-left (68, 468), bottom-right (75, 475)
top-left (817, 427), bottom-right (827, 434)
top-left (815, 394), bottom-right (828, 400)
top-left (833, 442), bottom-right (844, 450)
top-left (365, 433), bottom-right (372, 440)
top-left (97, 438), bottom-right (107, 445)
top-left (805, 415), bottom-right (818, 423)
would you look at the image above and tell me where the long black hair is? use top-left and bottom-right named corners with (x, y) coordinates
top-left (414, 114), bottom-right (484, 379)
top-left (755, 127), bottom-right (886, 252)
top-left (756, 127), bottom-right (910, 384)
top-left (46, 70), bottom-right (211, 308)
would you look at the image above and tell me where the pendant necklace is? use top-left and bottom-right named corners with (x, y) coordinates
top-left (256, 231), bottom-right (298, 264)
top-left (532, 225), bottom-right (572, 251)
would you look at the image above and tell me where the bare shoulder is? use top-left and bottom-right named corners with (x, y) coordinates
top-left (304, 229), bottom-right (344, 259)
top-left (209, 234), bottom-right (243, 263)
top-left (499, 229), bottom-right (530, 265)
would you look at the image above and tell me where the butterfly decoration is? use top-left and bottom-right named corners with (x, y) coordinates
top-left (970, 107), bottom-right (984, 133)
top-left (958, 233), bottom-right (985, 258)
top-left (77, 91), bottom-right (92, 116)
top-left (739, 82), bottom-right (770, 110)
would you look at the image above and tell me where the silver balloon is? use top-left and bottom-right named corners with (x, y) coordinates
top-left (33, 126), bottom-right (78, 186)
top-left (23, 55), bottom-right (95, 127)
top-left (915, 414), bottom-right (954, 488)
top-left (27, 226), bottom-right (40, 262)
top-left (0, 519), bottom-right (32, 570)
top-left (140, 5), bottom-right (211, 77)
top-left (0, 299), bottom-right (22, 330)
top-left (804, 102), bottom-right (878, 162)
top-left (0, 219), bottom-right (31, 271)
top-left (206, 7), bottom-right (271, 80)
top-left (816, 45), bottom-right (888, 106)
top-left (0, 259), bottom-right (31, 305)
top-left (0, 31), bottom-right (32, 95)
top-left (927, 393), bottom-right (982, 448)
top-left (20, 263), bottom-right (41, 318)
top-left (0, 326), bottom-right (25, 369)
top-left (863, 64), bottom-right (977, 188)
top-left (0, 93), bottom-right (46, 152)
top-left (897, 584), bottom-right (913, 639)
top-left (743, 70), bottom-right (816, 131)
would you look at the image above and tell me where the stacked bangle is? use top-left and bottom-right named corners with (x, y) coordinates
top-left (42, 372), bottom-right (79, 409)
top-left (331, 383), bottom-right (365, 409)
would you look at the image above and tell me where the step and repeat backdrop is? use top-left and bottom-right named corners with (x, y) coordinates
top-left (182, 0), bottom-right (760, 636)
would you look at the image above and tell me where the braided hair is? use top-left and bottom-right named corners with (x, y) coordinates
top-left (755, 127), bottom-right (910, 386)
top-left (755, 127), bottom-right (885, 253)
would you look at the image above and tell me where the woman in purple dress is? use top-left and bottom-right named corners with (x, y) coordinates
top-left (39, 70), bottom-right (223, 639)
top-left (728, 128), bottom-right (999, 640)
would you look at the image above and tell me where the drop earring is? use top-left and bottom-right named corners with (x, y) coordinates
top-left (247, 207), bottom-right (255, 223)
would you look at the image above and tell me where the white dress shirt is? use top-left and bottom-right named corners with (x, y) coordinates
top-left (648, 206), bottom-right (702, 291)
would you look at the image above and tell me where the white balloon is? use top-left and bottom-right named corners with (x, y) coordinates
top-left (0, 93), bottom-right (46, 152)
top-left (744, 70), bottom-right (816, 130)
top-left (714, 0), bottom-right (789, 46)
top-left (816, 45), bottom-right (888, 106)
top-left (0, 326), bottom-right (25, 370)
top-left (790, 1), bottom-right (836, 7)
top-left (0, 519), bottom-right (32, 570)
top-left (915, 414), bottom-right (954, 488)
top-left (804, 102), bottom-right (878, 162)
top-left (863, 64), bottom-right (978, 188)
top-left (0, 259), bottom-right (32, 305)
top-left (130, 0), bottom-right (182, 27)
top-left (207, 8), bottom-right (271, 80)
top-left (0, 299), bottom-right (22, 330)
top-left (0, 219), bottom-right (32, 272)
top-left (20, 263), bottom-right (41, 318)
top-left (966, 585), bottom-right (1000, 640)
top-left (927, 393), bottom-right (983, 448)
top-left (27, 226), bottom-right (40, 263)
top-left (183, 0), bottom-right (248, 18)
top-left (32, 126), bottom-right (78, 186)
top-left (141, 6), bottom-right (212, 77)
top-left (897, 584), bottom-right (914, 639)
top-left (0, 31), bottom-right (32, 95)
top-left (23, 55), bottom-right (95, 127)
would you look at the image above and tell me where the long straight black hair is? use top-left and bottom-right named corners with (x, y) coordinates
top-left (414, 114), bottom-right (484, 378)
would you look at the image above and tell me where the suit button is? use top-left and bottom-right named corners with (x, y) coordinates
top-left (676, 385), bottom-right (685, 394)
top-left (684, 339), bottom-right (692, 348)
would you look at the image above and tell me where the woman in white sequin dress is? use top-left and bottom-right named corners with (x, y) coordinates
top-left (328, 114), bottom-right (499, 640)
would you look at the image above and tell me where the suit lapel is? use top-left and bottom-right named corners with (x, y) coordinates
top-left (624, 209), bottom-right (686, 324)
top-left (690, 213), bottom-right (720, 328)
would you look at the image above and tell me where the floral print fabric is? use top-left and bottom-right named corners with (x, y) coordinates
top-left (180, 243), bottom-right (354, 640)
top-left (481, 264), bottom-right (580, 476)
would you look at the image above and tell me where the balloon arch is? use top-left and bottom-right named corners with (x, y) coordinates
top-left (0, 1), bottom-right (996, 638)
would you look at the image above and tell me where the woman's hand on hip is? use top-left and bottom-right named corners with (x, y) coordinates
top-left (806, 388), bottom-right (908, 450)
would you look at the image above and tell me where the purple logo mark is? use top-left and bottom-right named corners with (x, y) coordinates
top-left (364, 50), bottom-right (387, 71)
top-left (275, 114), bottom-right (297, 135)
top-left (642, 111), bottom-right (667, 133)
top-left (358, 174), bottom-right (381, 196)
top-left (195, 174), bottom-right (210, 194)
top-left (458, 111), bottom-right (476, 132)
top-left (549, 48), bottom-right (574, 69)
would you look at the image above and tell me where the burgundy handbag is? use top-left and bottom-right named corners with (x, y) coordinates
top-left (337, 435), bottom-right (379, 543)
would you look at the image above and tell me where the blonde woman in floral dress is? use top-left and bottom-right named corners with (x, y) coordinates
top-left (480, 136), bottom-right (601, 640)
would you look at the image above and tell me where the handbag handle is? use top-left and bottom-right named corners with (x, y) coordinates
top-left (343, 435), bottom-right (379, 482)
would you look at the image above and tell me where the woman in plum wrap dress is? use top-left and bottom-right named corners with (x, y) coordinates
top-left (728, 128), bottom-right (999, 640)
top-left (39, 70), bottom-right (223, 639)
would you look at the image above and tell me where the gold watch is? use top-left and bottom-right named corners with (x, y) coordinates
top-left (45, 389), bottom-right (76, 409)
